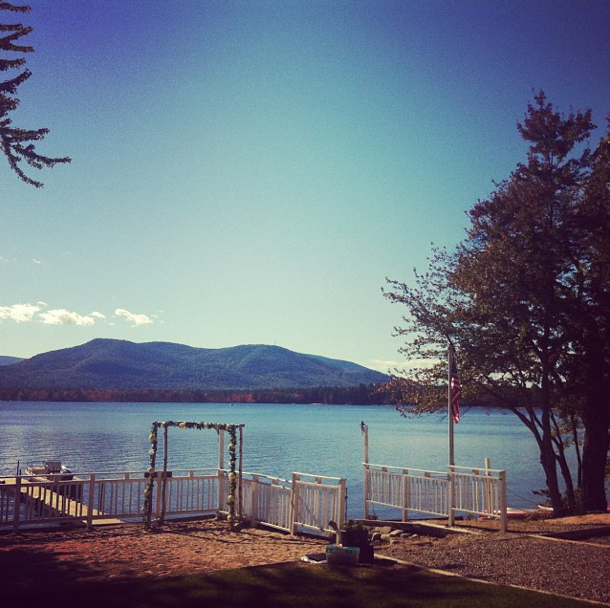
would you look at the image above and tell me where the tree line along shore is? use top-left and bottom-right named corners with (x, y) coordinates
top-left (0, 383), bottom-right (392, 405)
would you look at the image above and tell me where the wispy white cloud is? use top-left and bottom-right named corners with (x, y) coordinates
top-left (0, 303), bottom-right (152, 328)
top-left (39, 309), bottom-right (99, 326)
top-left (114, 308), bottom-right (153, 326)
top-left (0, 303), bottom-right (43, 323)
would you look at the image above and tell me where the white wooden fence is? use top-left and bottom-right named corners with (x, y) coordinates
top-left (0, 468), bottom-right (346, 536)
top-left (238, 472), bottom-right (346, 535)
top-left (290, 473), bottom-right (347, 535)
top-left (364, 462), bottom-right (507, 531)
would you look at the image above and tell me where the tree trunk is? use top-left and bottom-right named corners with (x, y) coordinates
top-left (540, 432), bottom-right (567, 515)
top-left (578, 331), bottom-right (610, 512)
top-left (581, 359), bottom-right (609, 512)
top-left (554, 438), bottom-right (577, 513)
top-left (581, 430), bottom-right (609, 512)
top-left (540, 351), bottom-right (568, 516)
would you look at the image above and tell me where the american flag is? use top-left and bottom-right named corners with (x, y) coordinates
top-left (450, 357), bottom-right (461, 424)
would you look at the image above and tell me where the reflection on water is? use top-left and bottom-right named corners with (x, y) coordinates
top-left (0, 401), bottom-right (567, 516)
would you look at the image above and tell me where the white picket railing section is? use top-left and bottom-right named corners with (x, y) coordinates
top-left (364, 462), bottom-right (507, 531)
top-left (364, 464), bottom-right (449, 519)
top-left (290, 473), bottom-right (347, 535)
top-left (235, 472), bottom-right (346, 535)
top-left (239, 472), bottom-right (293, 531)
top-left (0, 468), bottom-right (346, 536)
top-left (450, 465), bottom-right (507, 527)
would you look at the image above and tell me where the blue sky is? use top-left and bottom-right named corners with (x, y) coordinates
top-left (1, 0), bottom-right (609, 372)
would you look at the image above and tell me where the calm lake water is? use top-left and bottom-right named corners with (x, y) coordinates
top-left (0, 401), bottom-right (568, 518)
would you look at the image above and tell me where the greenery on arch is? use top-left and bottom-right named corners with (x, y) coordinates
top-left (143, 421), bottom-right (242, 529)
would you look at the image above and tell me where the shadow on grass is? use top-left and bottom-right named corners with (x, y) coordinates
top-left (0, 547), bottom-right (596, 608)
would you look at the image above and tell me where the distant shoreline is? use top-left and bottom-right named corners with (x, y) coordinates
top-left (0, 384), bottom-right (392, 405)
top-left (0, 387), bottom-right (513, 411)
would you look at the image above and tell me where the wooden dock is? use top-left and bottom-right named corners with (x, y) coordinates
top-left (1, 476), bottom-right (120, 526)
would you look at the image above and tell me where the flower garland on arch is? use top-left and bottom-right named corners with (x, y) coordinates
top-left (143, 421), bottom-right (242, 529)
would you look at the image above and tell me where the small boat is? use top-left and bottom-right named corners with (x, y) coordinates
top-left (506, 507), bottom-right (544, 519)
top-left (480, 506), bottom-right (550, 520)
top-left (20, 460), bottom-right (83, 502)
top-left (25, 460), bottom-right (74, 481)
top-left (537, 504), bottom-right (610, 515)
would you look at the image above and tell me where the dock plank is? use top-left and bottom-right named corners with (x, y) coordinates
top-left (2, 477), bottom-right (120, 524)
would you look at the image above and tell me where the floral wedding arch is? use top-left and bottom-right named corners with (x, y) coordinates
top-left (143, 420), bottom-right (245, 529)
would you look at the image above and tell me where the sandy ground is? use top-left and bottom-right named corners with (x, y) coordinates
top-left (1, 514), bottom-right (609, 604)
top-left (0, 519), bottom-right (327, 585)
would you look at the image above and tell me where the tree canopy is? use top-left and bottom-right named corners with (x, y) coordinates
top-left (0, 2), bottom-right (70, 187)
top-left (384, 92), bottom-right (610, 515)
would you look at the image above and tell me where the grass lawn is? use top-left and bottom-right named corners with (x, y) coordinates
top-left (4, 560), bottom-right (598, 608)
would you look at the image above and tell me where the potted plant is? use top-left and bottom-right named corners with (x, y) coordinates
top-left (338, 519), bottom-right (369, 547)
top-left (329, 520), bottom-right (374, 563)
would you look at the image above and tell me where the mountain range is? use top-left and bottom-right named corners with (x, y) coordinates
top-left (0, 339), bottom-right (387, 391)
top-left (0, 356), bottom-right (22, 366)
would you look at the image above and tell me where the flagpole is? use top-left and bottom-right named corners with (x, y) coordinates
top-left (448, 342), bottom-right (455, 467)
top-left (448, 341), bottom-right (455, 526)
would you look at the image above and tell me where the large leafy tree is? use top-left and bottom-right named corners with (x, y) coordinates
top-left (384, 93), bottom-right (610, 515)
top-left (569, 119), bottom-right (610, 511)
top-left (0, 2), bottom-right (70, 187)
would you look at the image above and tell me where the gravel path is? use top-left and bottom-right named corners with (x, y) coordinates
top-left (377, 528), bottom-right (610, 605)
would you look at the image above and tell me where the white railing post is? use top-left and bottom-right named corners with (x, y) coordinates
top-left (363, 464), bottom-right (369, 520)
top-left (218, 429), bottom-right (225, 471)
top-left (362, 423), bottom-right (369, 519)
top-left (448, 465), bottom-right (455, 526)
top-left (217, 469), bottom-right (225, 516)
top-left (217, 430), bottom-right (226, 518)
top-left (251, 474), bottom-right (260, 524)
top-left (314, 477), bottom-right (321, 530)
top-left (499, 470), bottom-right (507, 532)
top-left (402, 470), bottom-right (409, 522)
top-left (13, 475), bottom-right (21, 532)
top-left (154, 473), bottom-right (163, 521)
top-left (485, 458), bottom-right (493, 515)
top-left (290, 473), bottom-right (299, 535)
top-left (87, 474), bottom-right (96, 527)
top-left (338, 477), bottom-right (347, 529)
